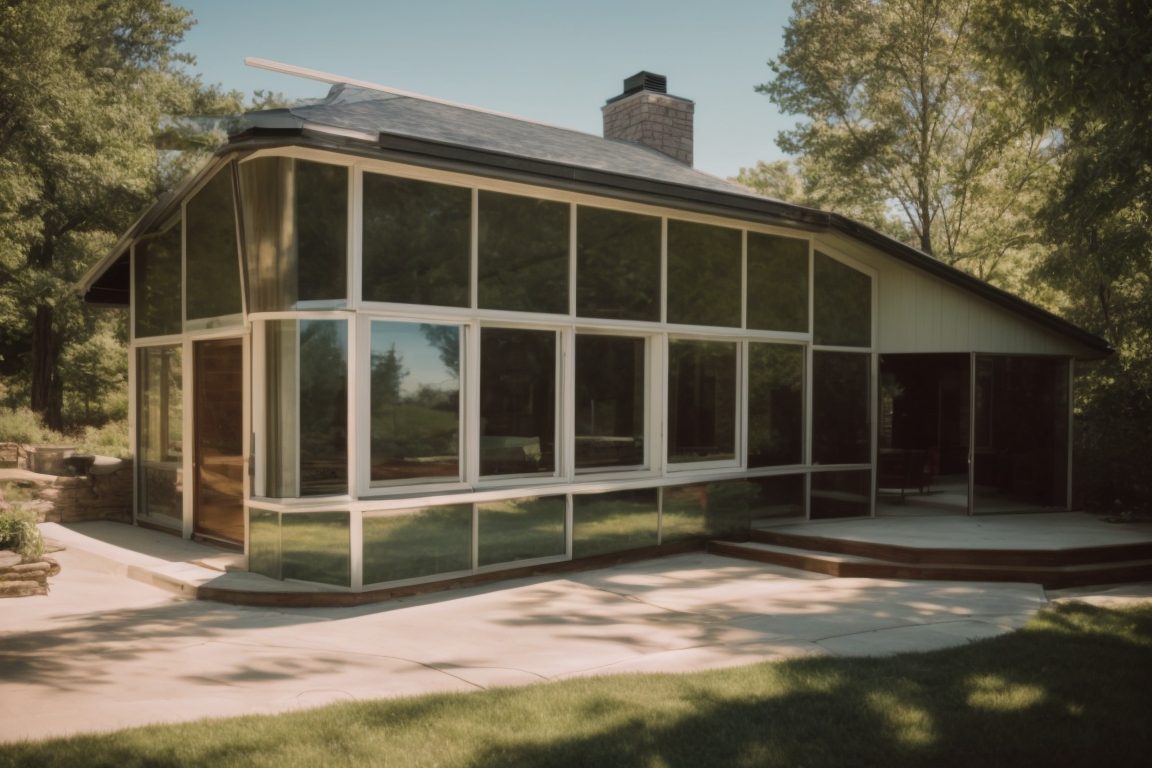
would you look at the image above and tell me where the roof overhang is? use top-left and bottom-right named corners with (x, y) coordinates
top-left (83, 121), bottom-right (1114, 360)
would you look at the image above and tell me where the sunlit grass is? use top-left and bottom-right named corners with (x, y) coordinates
top-left (2, 603), bottom-right (1150, 767)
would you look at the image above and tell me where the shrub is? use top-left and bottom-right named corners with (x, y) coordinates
top-left (78, 418), bottom-right (130, 458)
top-left (0, 507), bottom-right (45, 560)
top-left (0, 407), bottom-right (69, 445)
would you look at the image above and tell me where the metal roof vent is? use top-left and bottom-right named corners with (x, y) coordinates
top-left (622, 71), bottom-right (667, 96)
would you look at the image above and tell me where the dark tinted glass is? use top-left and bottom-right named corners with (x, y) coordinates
top-left (747, 232), bottom-right (808, 332)
top-left (185, 168), bottom-right (242, 321)
top-left (667, 340), bottom-right (737, 463)
top-left (480, 328), bottom-right (556, 476)
top-left (299, 320), bottom-right (348, 495)
top-left (575, 335), bottom-right (645, 470)
top-left (814, 251), bottom-right (871, 347)
top-left (363, 504), bottom-right (473, 583)
top-left (572, 489), bottom-right (659, 558)
top-left (281, 511), bottom-right (350, 586)
top-left (134, 224), bottom-right (182, 338)
top-left (576, 206), bottom-right (660, 321)
top-left (812, 351), bottom-right (870, 464)
top-left (296, 160), bottom-right (348, 303)
top-left (667, 220), bottom-right (741, 327)
top-left (362, 173), bottom-right (470, 307)
top-left (478, 190), bottom-right (568, 313)
top-left (811, 470), bottom-right (871, 519)
top-left (477, 496), bottom-right (566, 566)
top-left (748, 343), bottom-right (804, 467)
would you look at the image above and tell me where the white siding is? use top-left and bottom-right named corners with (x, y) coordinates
top-left (820, 232), bottom-right (1094, 358)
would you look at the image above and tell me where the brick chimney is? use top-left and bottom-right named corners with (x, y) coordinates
top-left (602, 71), bottom-right (694, 166)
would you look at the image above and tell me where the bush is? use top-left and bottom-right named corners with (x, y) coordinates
top-left (0, 507), bottom-right (45, 560)
top-left (78, 418), bottom-right (130, 458)
top-left (0, 407), bottom-right (69, 445)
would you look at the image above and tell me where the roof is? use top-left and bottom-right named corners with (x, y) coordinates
top-left (80, 82), bottom-right (1112, 358)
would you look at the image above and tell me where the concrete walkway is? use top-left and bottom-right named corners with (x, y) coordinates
top-left (2, 524), bottom-right (1150, 744)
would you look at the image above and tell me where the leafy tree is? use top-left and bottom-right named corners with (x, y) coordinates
top-left (759, 0), bottom-right (1054, 289)
top-left (0, 0), bottom-right (242, 431)
top-left (976, 0), bottom-right (1152, 508)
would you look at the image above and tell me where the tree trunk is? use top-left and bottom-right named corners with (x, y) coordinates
top-left (30, 304), bottom-right (64, 432)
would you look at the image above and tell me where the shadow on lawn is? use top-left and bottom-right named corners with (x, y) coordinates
top-left (460, 603), bottom-right (1152, 768)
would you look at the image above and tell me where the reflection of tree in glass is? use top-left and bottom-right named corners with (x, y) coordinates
top-left (419, 324), bottom-right (460, 377)
top-left (298, 321), bottom-right (347, 493)
top-left (370, 343), bottom-right (406, 407)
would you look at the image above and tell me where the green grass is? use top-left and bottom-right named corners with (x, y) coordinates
top-left (3, 603), bottom-right (1151, 767)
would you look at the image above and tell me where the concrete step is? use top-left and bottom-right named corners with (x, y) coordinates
top-left (710, 540), bottom-right (1152, 588)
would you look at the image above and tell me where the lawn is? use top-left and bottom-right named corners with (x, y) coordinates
top-left (2, 603), bottom-right (1150, 767)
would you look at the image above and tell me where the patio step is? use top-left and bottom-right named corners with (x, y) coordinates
top-left (748, 527), bottom-right (1152, 567)
top-left (709, 540), bottom-right (1152, 588)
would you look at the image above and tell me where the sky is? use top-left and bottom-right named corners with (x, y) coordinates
top-left (175, 0), bottom-right (797, 180)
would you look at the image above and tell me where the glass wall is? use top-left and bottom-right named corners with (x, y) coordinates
top-left (280, 511), bottom-right (350, 586)
top-left (480, 328), bottom-right (557, 476)
top-left (477, 495), bottom-right (566, 566)
top-left (185, 167), bottom-right (242, 323)
top-left (264, 319), bottom-right (348, 497)
top-left (748, 343), bottom-right (804, 467)
top-left (811, 470), bottom-right (871, 519)
top-left (814, 250), bottom-right (871, 347)
top-left (369, 322), bottom-right (461, 484)
top-left (478, 191), bottom-right (568, 313)
top-left (362, 173), bottom-right (471, 307)
top-left (667, 220), bottom-right (742, 327)
top-left (747, 232), bottom-right (808, 332)
top-left (667, 340), bottom-right (738, 464)
top-left (576, 206), bottom-right (661, 321)
top-left (238, 157), bottom-right (348, 311)
top-left (363, 504), bottom-right (473, 584)
top-left (575, 335), bottom-right (646, 471)
top-left (137, 346), bottom-right (182, 525)
top-left (572, 489), bottom-right (659, 557)
top-left (812, 351), bottom-right (871, 465)
top-left (134, 224), bottom-right (182, 338)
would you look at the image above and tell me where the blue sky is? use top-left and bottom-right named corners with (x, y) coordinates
top-left (176, 0), bottom-right (796, 180)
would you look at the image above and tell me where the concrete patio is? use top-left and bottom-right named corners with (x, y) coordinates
top-left (1, 520), bottom-right (1149, 743)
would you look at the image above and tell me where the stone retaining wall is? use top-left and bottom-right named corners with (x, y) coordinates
top-left (0, 443), bottom-right (133, 524)
top-left (0, 550), bottom-right (59, 597)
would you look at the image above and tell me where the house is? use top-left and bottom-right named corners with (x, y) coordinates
top-left (80, 67), bottom-right (1111, 591)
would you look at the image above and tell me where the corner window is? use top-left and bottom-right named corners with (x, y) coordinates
top-left (479, 328), bottom-right (557, 476)
top-left (369, 322), bottom-right (461, 484)
top-left (575, 334), bottom-right (646, 471)
top-left (667, 339), bottom-right (738, 464)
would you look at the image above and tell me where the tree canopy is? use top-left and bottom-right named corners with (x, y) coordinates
top-left (756, 0), bottom-right (1053, 289)
top-left (0, 0), bottom-right (244, 430)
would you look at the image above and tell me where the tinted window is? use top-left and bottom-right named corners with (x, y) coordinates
top-left (576, 206), bottom-right (660, 321)
top-left (667, 220), bottom-right (741, 327)
top-left (478, 191), bottom-right (568, 313)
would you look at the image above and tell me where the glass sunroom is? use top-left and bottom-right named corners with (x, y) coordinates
top-left (82, 78), bottom-right (1110, 593)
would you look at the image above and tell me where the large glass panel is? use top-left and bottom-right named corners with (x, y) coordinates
top-left (363, 504), bottom-right (473, 584)
top-left (668, 340), bottom-right (737, 464)
top-left (813, 251), bottom-right (871, 347)
top-left (370, 322), bottom-right (461, 484)
top-left (185, 168), bottom-right (242, 322)
top-left (748, 474), bottom-right (806, 524)
top-left (193, 339), bottom-right (244, 543)
top-left (667, 220), bottom-right (741, 327)
top-left (478, 190), bottom-right (568, 314)
top-left (362, 173), bottom-right (470, 307)
top-left (576, 206), bottom-right (660, 321)
top-left (973, 356), bottom-right (1070, 512)
top-left (480, 328), bottom-right (556, 476)
top-left (281, 511), bottom-right (350, 586)
top-left (133, 224), bottom-right (182, 338)
top-left (137, 346), bottom-right (182, 523)
top-left (747, 232), bottom-right (808, 332)
top-left (477, 496), bottom-right (566, 566)
top-left (572, 489), bottom-right (658, 558)
top-left (575, 335), bottom-right (645, 471)
top-left (811, 470), bottom-right (871, 519)
top-left (238, 157), bottom-right (348, 311)
top-left (662, 480), bottom-right (753, 541)
top-left (812, 351), bottom-right (871, 465)
top-left (247, 509), bottom-right (280, 579)
top-left (264, 319), bottom-right (348, 497)
top-left (748, 343), bottom-right (804, 467)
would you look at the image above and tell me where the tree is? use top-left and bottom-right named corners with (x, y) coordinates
top-left (976, 0), bottom-right (1152, 508)
top-left (0, 0), bottom-right (234, 431)
top-left (759, 0), bottom-right (1054, 289)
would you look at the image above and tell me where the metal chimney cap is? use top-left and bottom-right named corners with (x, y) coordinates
top-left (622, 71), bottom-right (667, 96)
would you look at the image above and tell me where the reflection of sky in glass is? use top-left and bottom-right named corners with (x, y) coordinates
top-left (371, 322), bottom-right (458, 396)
